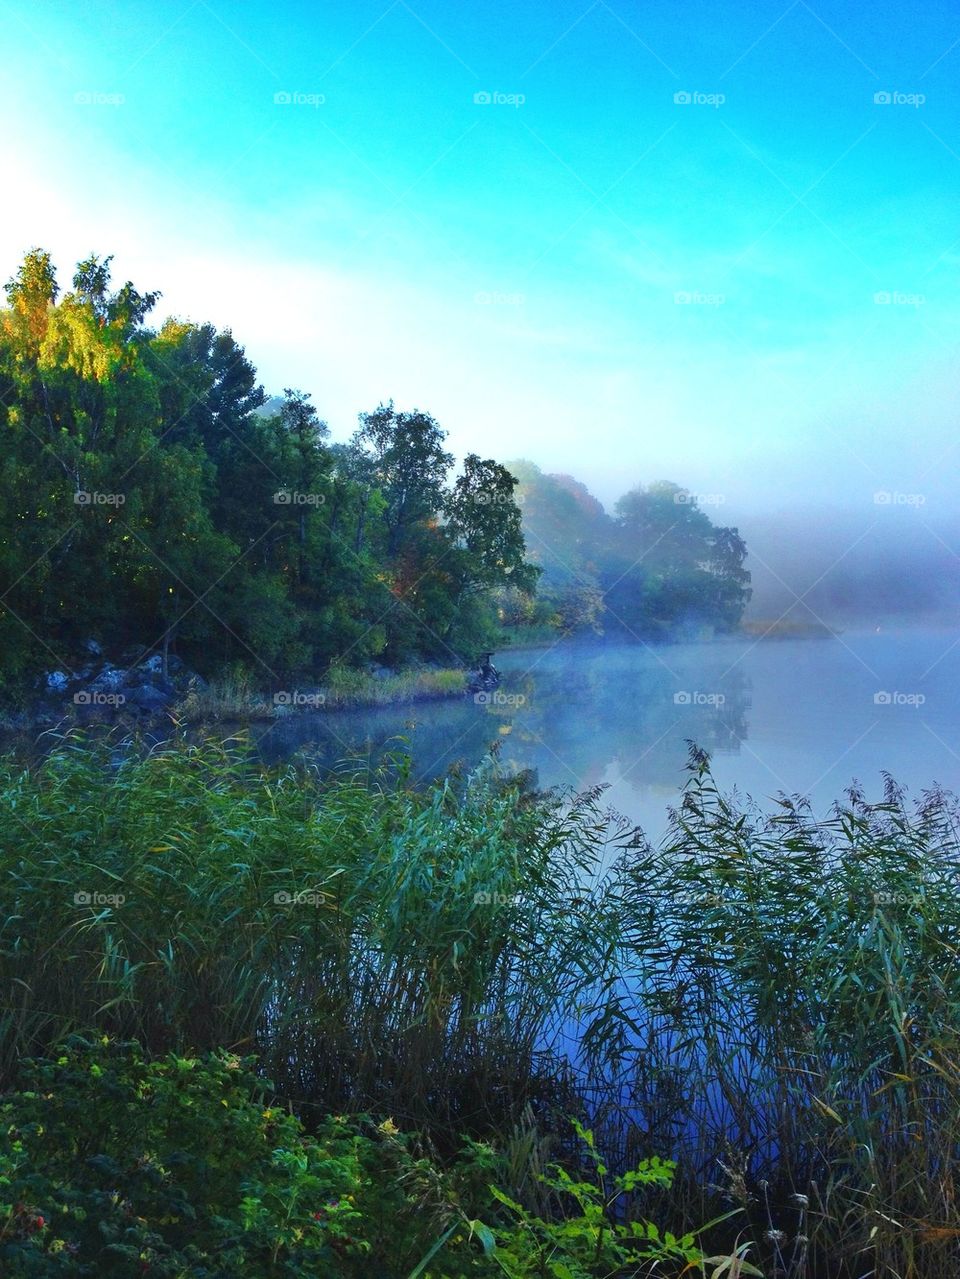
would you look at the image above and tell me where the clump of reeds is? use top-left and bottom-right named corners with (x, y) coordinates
top-left (4, 732), bottom-right (959, 1276)
top-left (321, 664), bottom-right (466, 707)
top-left (175, 667), bottom-right (275, 721)
top-left (604, 747), bottom-right (960, 1278)
top-left (0, 731), bottom-right (621, 1137)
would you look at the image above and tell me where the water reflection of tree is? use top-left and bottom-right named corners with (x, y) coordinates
top-left (494, 657), bottom-right (750, 794)
top-left (255, 647), bottom-right (752, 798)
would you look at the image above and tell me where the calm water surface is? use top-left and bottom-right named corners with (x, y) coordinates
top-left (255, 628), bottom-right (960, 842)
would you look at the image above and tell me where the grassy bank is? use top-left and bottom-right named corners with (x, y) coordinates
top-left (174, 665), bottom-right (467, 722)
top-left (2, 737), bottom-right (959, 1275)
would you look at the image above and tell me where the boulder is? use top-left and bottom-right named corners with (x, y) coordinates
top-left (137, 654), bottom-right (186, 678)
top-left (166, 668), bottom-right (208, 693)
top-left (126, 684), bottom-right (172, 713)
top-left (45, 671), bottom-right (70, 693)
top-left (90, 665), bottom-right (127, 693)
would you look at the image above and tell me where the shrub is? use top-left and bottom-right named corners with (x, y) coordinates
top-left (0, 1038), bottom-right (722, 1279)
top-left (488, 1120), bottom-right (759, 1279)
top-left (0, 1036), bottom-right (483, 1276)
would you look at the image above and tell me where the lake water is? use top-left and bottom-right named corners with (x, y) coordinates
top-left (255, 627), bottom-right (960, 842)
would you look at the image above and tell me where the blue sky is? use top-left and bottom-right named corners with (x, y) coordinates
top-left (3, 0), bottom-right (960, 518)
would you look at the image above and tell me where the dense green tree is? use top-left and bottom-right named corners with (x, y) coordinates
top-left (352, 402), bottom-right (453, 558)
top-left (0, 250), bottom-right (172, 668)
top-left (443, 454), bottom-right (538, 652)
top-left (445, 455), bottom-right (537, 593)
top-left (146, 320), bottom-right (273, 555)
top-left (607, 483), bottom-right (750, 635)
top-left (503, 460), bottom-right (607, 635)
top-left (505, 464), bottom-right (750, 641)
top-left (344, 403), bottom-right (451, 662)
top-left (0, 247), bottom-right (748, 700)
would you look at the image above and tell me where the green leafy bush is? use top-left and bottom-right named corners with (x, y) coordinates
top-left (487, 1120), bottom-right (759, 1279)
top-left (0, 1039), bottom-right (725, 1279)
top-left (0, 1036), bottom-right (398, 1275)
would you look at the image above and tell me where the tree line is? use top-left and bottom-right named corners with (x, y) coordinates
top-left (0, 250), bottom-right (535, 695)
top-left (499, 461), bottom-right (751, 639)
top-left (0, 250), bottom-right (750, 699)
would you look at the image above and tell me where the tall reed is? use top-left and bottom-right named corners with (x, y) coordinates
top-left (599, 748), bottom-right (960, 1278)
top-left (4, 733), bottom-right (960, 1275)
top-left (0, 732), bottom-right (621, 1135)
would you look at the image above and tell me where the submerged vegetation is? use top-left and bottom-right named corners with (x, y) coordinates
top-left (1, 735), bottom-right (958, 1275)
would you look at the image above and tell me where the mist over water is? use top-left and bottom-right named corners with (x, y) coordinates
top-left (257, 627), bottom-right (960, 842)
top-left (741, 505), bottom-right (960, 627)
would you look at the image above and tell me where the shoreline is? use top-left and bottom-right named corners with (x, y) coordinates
top-left (1, 621), bottom-right (856, 736)
top-left (0, 666), bottom-right (475, 740)
top-left (175, 666), bottom-right (471, 722)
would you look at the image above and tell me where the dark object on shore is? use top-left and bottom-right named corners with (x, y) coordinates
top-left (126, 684), bottom-right (173, 714)
top-left (467, 651), bottom-right (500, 694)
top-left (37, 654), bottom-right (206, 724)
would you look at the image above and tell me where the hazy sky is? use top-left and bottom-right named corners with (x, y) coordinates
top-left (2, 0), bottom-right (959, 522)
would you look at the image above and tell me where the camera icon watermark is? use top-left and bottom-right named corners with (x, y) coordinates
top-left (473, 90), bottom-right (525, 107)
top-left (273, 90), bottom-right (325, 107)
top-left (873, 690), bottom-right (925, 706)
top-left (273, 490), bottom-right (325, 506)
top-left (873, 90), bottom-right (925, 107)
top-left (470, 488), bottom-right (515, 505)
top-left (74, 690), bottom-right (126, 707)
top-left (873, 890), bottom-right (924, 906)
top-left (673, 90), bottom-right (725, 107)
top-left (74, 490), bottom-right (125, 506)
top-left (74, 889), bottom-right (125, 906)
top-left (674, 690), bottom-right (725, 706)
top-left (74, 90), bottom-right (125, 106)
top-left (674, 890), bottom-right (725, 907)
top-left (873, 491), bottom-right (925, 506)
top-left (474, 690), bottom-right (526, 707)
top-left (873, 291), bottom-right (924, 307)
top-left (674, 290), bottom-right (725, 306)
top-left (273, 889), bottom-right (327, 905)
top-left (674, 491), bottom-right (725, 506)
top-left (274, 690), bottom-right (326, 708)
